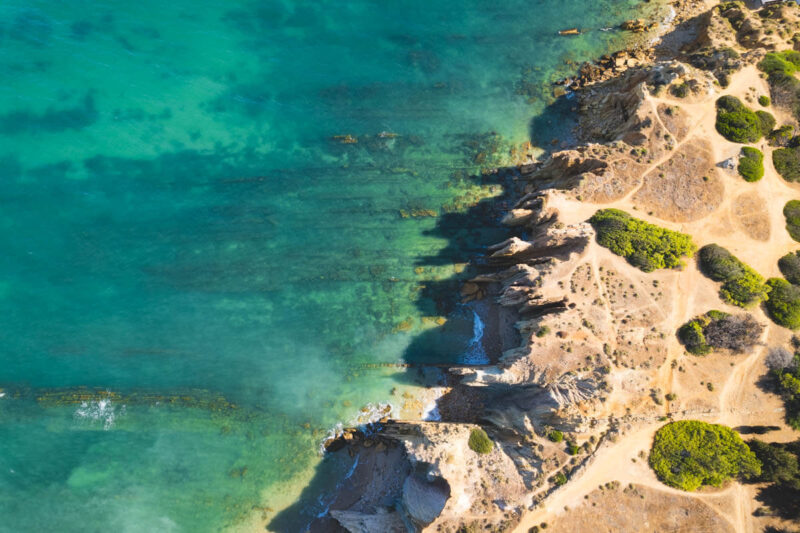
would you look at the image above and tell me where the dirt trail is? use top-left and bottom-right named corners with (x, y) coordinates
top-left (513, 63), bottom-right (795, 533)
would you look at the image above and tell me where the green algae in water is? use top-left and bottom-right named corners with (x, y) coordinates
top-left (0, 0), bottom-right (665, 531)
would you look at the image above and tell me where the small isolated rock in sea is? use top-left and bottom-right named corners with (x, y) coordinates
top-left (620, 19), bottom-right (647, 33)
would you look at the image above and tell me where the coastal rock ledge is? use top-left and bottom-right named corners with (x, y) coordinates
top-left (306, 1), bottom-right (800, 532)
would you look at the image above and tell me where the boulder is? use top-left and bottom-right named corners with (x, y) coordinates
top-left (402, 474), bottom-right (451, 528)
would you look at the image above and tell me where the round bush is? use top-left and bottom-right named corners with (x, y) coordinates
top-left (649, 421), bottom-right (761, 491)
top-left (678, 319), bottom-right (712, 355)
top-left (759, 95), bottom-right (771, 107)
top-left (767, 125), bottom-right (795, 147)
top-left (756, 110), bottom-right (776, 136)
top-left (765, 278), bottom-right (800, 330)
top-left (468, 428), bottom-right (493, 454)
top-left (775, 147), bottom-right (800, 183)
top-left (785, 200), bottom-right (800, 241)
top-left (698, 244), bottom-right (743, 281)
top-left (779, 251), bottom-right (800, 285)
top-left (738, 146), bottom-right (764, 182)
top-left (697, 244), bottom-right (769, 307)
top-left (715, 96), bottom-right (763, 144)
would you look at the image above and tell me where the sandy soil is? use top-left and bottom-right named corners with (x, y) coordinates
top-left (514, 55), bottom-right (800, 533)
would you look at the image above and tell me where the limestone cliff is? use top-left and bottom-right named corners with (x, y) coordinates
top-left (321, 2), bottom-right (800, 532)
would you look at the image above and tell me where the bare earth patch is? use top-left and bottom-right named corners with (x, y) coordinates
top-left (632, 138), bottom-right (723, 222)
top-left (731, 192), bottom-right (770, 242)
top-left (546, 483), bottom-right (735, 533)
top-left (657, 103), bottom-right (691, 142)
top-left (560, 146), bottom-right (648, 204)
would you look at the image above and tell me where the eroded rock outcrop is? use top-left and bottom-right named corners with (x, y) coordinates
top-left (316, 3), bottom-right (774, 532)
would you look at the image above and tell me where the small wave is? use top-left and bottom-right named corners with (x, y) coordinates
top-left (74, 398), bottom-right (123, 430)
top-left (343, 455), bottom-right (360, 480)
top-left (461, 309), bottom-right (489, 365)
top-left (318, 402), bottom-right (394, 454)
top-left (651, 6), bottom-right (677, 45)
top-left (422, 387), bottom-right (444, 421)
top-left (313, 452), bottom-right (361, 520)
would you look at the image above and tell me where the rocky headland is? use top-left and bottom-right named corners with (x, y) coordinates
top-left (298, 2), bottom-right (800, 532)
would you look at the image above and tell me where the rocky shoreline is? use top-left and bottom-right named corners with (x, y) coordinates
top-left (296, 1), bottom-right (800, 531)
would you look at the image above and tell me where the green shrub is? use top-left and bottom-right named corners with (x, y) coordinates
top-left (715, 96), bottom-right (764, 143)
top-left (767, 124), bottom-right (795, 147)
top-left (759, 95), bottom-right (771, 107)
top-left (759, 50), bottom-right (800, 78)
top-left (776, 148), bottom-right (800, 183)
top-left (748, 439), bottom-right (800, 484)
top-left (765, 278), bottom-right (800, 330)
top-left (649, 420), bottom-right (761, 491)
top-left (567, 444), bottom-right (580, 455)
top-left (536, 325), bottom-right (550, 337)
top-left (756, 110), bottom-right (776, 136)
top-left (678, 310), bottom-right (763, 354)
top-left (769, 347), bottom-right (800, 429)
top-left (779, 251), bottom-right (800, 285)
top-left (785, 200), bottom-right (800, 240)
top-left (553, 473), bottom-right (567, 486)
top-left (697, 244), bottom-right (770, 307)
top-left (758, 52), bottom-right (800, 124)
top-left (468, 428), bottom-right (494, 454)
top-left (671, 82), bottom-right (689, 98)
top-left (589, 209), bottom-right (696, 273)
top-left (738, 146), bottom-right (764, 182)
top-left (548, 430), bottom-right (564, 443)
top-left (746, 438), bottom-right (800, 520)
top-left (678, 318), bottom-right (712, 355)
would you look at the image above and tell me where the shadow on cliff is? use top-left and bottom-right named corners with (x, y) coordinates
top-left (266, 162), bottom-right (523, 531)
top-left (394, 93), bottom-right (579, 372)
top-left (270, 13), bottom-right (740, 529)
top-left (268, 89), bottom-right (579, 533)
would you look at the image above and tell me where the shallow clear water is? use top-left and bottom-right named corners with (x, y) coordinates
top-left (0, 1), bottom-right (661, 531)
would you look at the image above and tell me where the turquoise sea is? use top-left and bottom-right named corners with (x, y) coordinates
top-left (0, 1), bottom-right (663, 531)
